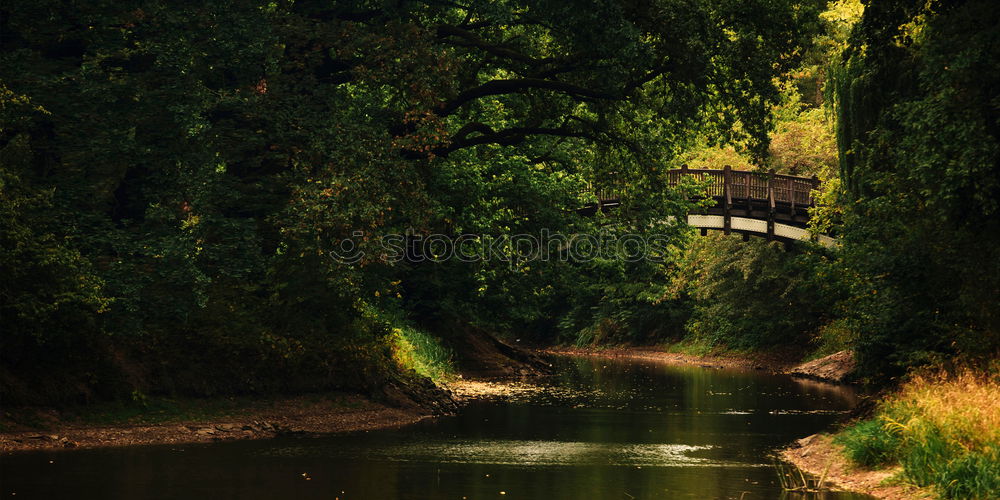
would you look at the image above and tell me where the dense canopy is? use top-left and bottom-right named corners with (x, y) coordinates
top-left (2, 0), bottom-right (997, 407)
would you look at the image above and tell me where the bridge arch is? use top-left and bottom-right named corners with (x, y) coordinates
top-left (686, 214), bottom-right (836, 248)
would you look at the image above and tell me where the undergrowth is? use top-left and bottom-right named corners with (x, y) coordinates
top-left (390, 326), bottom-right (456, 382)
top-left (836, 365), bottom-right (1000, 499)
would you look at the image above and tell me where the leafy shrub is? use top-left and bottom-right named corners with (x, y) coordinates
top-left (836, 418), bottom-right (901, 467)
top-left (391, 326), bottom-right (455, 382)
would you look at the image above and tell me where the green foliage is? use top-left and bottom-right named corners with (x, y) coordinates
top-left (557, 252), bottom-right (692, 346)
top-left (673, 141), bottom-right (756, 171)
top-left (0, 0), bottom-right (819, 404)
top-left (793, 0), bottom-right (863, 107)
top-left (808, 317), bottom-right (855, 359)
top-left (768, 101), bottom-right (837, 177)
top-left (0, 136), bottom-right (110, 342)
top-left (672, 234), bottom-right (839, 350)
top-left (830, 0), bottom-right (1000, 379)
top-left (835, 418), bottom-right (902, 467)
top-left (0, 90), bottom-right (116, 402)
top-left (391, 325), bottom-right (456, 382)
top-left (898, 430), bottom-right (1000, 500)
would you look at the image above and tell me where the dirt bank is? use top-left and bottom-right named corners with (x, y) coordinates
top-left (543, 345), bottom-right (804, 372)
top-left (781, 433), bottom-right (932, 500)
top-left (788, 350), bottom-right (856, 384)
top-left (0, 392), bottom-right (432, 454)
top-left (0, 341), bottom-right (532, 456)
top-left (547, 346), bottom-right (863, 387)
top-left (0, 329), bottom-right (549, 455)
top-left (441, 324), bottom-right (553, 379)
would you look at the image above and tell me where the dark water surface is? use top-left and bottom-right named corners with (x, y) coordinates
top-left (1, 356), bottom-right (874, 499)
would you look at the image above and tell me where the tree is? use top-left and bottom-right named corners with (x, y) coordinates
top-left (0, 0), bottom-right (823, 403)
top-left (831, 0), bottom-right (1000, 378)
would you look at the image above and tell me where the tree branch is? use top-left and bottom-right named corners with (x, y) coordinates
top-left (439, 78), bottom-right (618, 116)
top-left (437, 25), bottom-right (537, 64)
top-left (437, 25), bottom-right (591, 78)
top-left (434, 122), bottom-right (592, 156)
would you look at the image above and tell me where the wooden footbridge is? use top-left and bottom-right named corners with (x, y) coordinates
top-left (584, 166), bottom-right (836, 247)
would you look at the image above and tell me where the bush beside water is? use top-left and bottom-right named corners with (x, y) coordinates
top-left (836, 367), bottom-right (1000, 499)
top-left (391, 326), bottom-right (456, 382)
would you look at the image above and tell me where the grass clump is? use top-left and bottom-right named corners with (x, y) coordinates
top-left (836, 418), bottom-right (902, 467)
top-left (661, 337), bottom-right (720, 357)
top-left (836, 366), bottom-right (1000, 499)
top-left (390, 326), bottom-right (455, 382)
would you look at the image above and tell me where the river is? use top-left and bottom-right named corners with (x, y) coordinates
top-left (1, 356), bottom-right (872, 499)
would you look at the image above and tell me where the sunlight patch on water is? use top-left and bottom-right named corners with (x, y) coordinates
top-left (446, 380), bottom-right (605, 403)
top-left (262, 440), bottom-right (761, 468)
top-left (766, 409), bottom-right (849, 415)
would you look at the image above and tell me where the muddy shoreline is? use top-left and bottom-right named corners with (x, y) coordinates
top-left (0, 392), bottom-right (433, 454)
top-left (0, 328), bottom-right (542, 455)
top-left (781, 433), bottom-right (932, 500)
top-left (542, 345), bottom-right (803, 372)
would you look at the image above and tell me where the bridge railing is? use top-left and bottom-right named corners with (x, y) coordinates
top-left (582, 166), bottom-right (828, 242)
top-left (588, 166), bottom-right (820, 206)
top-left (665, 166), bottom-right (820, 207)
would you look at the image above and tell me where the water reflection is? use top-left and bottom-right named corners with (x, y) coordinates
top-left (263, 440), bottom-right (727, 467)
top-left (0, 356), bottom-right (873, 500)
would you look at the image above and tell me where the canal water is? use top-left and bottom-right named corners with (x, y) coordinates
top-left (1, 356), bottom-right (873, 499)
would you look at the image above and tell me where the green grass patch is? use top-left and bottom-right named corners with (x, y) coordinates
top-left (659, 337), bottom-right (722, 356)
top-left (836, 418), bottom-right (902, 467)
top-left (805, 319), bottom-right (855, 361)
top-left (658, 337), bottom-right (765, 358)
top-left (390, 326), bottom-right (455, 382)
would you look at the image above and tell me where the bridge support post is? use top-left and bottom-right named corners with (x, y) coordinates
top-left (766, 169), bottom-right (776, 242)
top-left (790, 178), bottom-right (797, 219)
top-left (746, 171), bottom-right (753, 212)
top-left (723, 165), bottom-right (732, 235)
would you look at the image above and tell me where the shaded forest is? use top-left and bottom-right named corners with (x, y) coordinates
top-left (2, 0), bottom-right (997, 410)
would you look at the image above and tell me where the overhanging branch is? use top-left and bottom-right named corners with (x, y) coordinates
top-left (439, 78), bottom-right (618, 116)
top-left (433, 121), bottom-right (592, 155)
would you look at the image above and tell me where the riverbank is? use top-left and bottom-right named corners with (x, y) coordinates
top-left (0, 344), bottom-right (785, 454)
top-left (0, 350), bottom-right (732, 454)
top-left (0, 391), bottom-right (433, 453)
top-left (784, 365), bottom-right (1000, 500)
top-left (545, 345), bottom-right (860, 386)
top-left (543, 345), bottom-right (804, 372)
top-left (781, 433), bottom-right (931, 500)
top-left (0, 345), bottom-right (862, 456)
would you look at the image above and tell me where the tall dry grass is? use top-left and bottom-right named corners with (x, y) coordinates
top-left (837, 365), bottom-right (1000, 499)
